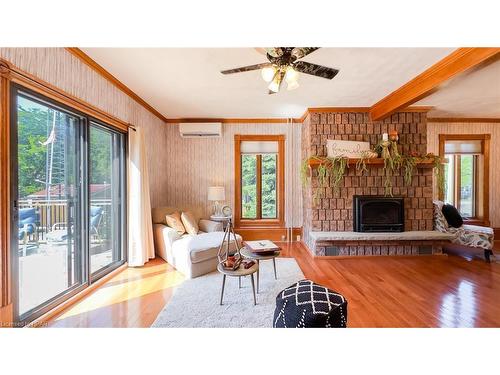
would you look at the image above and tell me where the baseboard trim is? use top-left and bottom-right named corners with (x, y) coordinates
top-left (27, 263), bottom-right (128, 328)
top-left (311, 253), bottom-right (447, 260)
top-left (235, 227), bottom-right (302, 241)
top-left (0, 303), bottom-right (13, 327)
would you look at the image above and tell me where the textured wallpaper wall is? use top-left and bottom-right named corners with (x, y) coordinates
top-left (162, 122), bottom-right (303, 227)
top-left (427, 121), bottom-right (499, 227)
top-left (0, 48), bottom-right (170, 208)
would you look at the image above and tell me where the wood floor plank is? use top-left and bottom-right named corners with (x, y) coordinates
top-left (48, 242), bottom-right (500, 328)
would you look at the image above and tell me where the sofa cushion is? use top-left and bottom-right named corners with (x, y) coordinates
top-left (442, 204), bottom-right (463, 228)
top-left (152, 206), bottom-right (204, 225)
top-left (165, 211), bottom-right (186, 235)
top-left (181, 211), bottom-right (199, 235)
top-left (171, 231), bottom-right (242, 264)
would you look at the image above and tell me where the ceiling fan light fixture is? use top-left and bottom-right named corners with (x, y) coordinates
top-left (268, 80), bottom-right (280, 93)
top-left (285, 66), bottom-right (299, 84)
top-left (261, 66), bottom-right (276, 83)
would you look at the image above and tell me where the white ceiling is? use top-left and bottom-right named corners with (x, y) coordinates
top-left (82, 48), bottom-right (455, 118)
top-left (417, 58), bottom-right (500, 118)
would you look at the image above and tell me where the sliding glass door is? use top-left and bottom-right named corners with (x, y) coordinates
top-left (89, 123), bottom-right (125, 278)
top-left (11, 85), bottom-right (126, 324)
top-left (12, 92), bottom-right (86, 320)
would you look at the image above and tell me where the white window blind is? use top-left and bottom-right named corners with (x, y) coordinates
top-left (240, 141), bottom-right (278, 154)
top-left (444, 140), bottom-right (482, 154)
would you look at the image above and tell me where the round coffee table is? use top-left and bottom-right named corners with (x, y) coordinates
top-left (240, 247), bottom-right (280, 294)
top-left (217, 261), bottom-right (259, 305)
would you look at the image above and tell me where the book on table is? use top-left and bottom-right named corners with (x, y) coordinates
top-left (244, 240), bottom-right (280, 253)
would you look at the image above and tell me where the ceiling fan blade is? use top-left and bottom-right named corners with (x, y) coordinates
top-left (292, 47), bottom-right (320, 59)
top-left (221, 62), bottom-right (271, 75)
top-left (265, 48), bottom-right (284, 57)
top-left (254, 47), bottom-right (267, 55)
top-left (293, 60), bottom-right (339, 79)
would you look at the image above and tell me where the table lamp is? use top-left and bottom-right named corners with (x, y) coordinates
top-left (208, 186), bottom-right (225, 216)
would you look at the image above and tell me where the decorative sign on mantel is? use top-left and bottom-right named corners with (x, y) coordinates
top-left (326, 140), bottom-right (371, 158)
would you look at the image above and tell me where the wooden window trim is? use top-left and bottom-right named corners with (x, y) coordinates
top-left (438, 134), bottom-right (490, 226)
top-left (0, 58), bottom-right (129, 133)
top-left (234, 134), bottom-right (285, 228)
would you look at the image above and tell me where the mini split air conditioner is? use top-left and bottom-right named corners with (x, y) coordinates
top-left (179, 122), bottom-right (222, 138)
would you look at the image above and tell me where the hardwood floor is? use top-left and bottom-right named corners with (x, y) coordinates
top-left (48, 242), bottom-right (500, 328)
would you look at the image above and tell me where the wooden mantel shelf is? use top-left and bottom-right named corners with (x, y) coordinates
top-left (307, 157), bottom-right (445, 169)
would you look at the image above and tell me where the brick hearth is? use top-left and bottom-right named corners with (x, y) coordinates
top-left (301, 110), bottom-right (435, 256)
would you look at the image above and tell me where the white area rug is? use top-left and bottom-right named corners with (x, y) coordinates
top-left (152, 258), bottom-right (304, 328)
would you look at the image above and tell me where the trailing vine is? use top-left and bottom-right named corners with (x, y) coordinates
top-left (402, 155), bottom-right (418, 186)
top-left (301, 150), bottom-right (445, 198)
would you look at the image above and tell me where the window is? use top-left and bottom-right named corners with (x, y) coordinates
top-left (439, 134), bottom-right (490, 225)
top-left (235, 135), bottom-right (284, 227)
top-left (11, 85), bottom-right (126, 324)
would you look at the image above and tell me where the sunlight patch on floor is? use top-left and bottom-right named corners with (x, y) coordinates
top-left (55, 265), bottom-right (184, 320)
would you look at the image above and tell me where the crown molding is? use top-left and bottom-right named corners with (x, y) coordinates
top-left (165, 118), bottom-right (298, 124)
top-left (428, 117), bottom-right (500, 123)
top-left (66, 48), bottom-right (169, 123)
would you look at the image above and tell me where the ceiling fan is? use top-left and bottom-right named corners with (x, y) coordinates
top-left (220, 47), bottom-right (339, 94)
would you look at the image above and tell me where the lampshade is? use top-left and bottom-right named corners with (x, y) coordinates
top-left (261, 66), bottom-right (276, 82)
top-left (285, 67), bottom-right (299, 83)
top-left (268, 75), bottom-right (280, 93)
top-left (208, 186), bottom-right (225, 201)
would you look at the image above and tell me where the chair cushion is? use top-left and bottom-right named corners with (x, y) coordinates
top-left (46, 229), bottom-right (68, 242)
top-left (172, 231), bottom-right (242, 264)
top-left (442, 204), bottom-right (463, 228)
top-left (181, 211), bottom-right (199, 235)
top-left (165, 211), bottom-right (186, 235)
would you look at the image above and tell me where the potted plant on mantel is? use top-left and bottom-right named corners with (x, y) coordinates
top-left (301, 133), bottom-right (445, 201)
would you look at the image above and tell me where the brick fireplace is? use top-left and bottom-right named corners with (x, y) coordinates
top-left (301, 109), bottom-right (438, 256)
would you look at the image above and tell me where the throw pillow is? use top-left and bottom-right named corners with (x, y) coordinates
top-left (165, 211), bottom-right (186, 235)
top-left (181, 211), bottom-right (199, 235)
top-left (441, 204), bottom-right (464, 228)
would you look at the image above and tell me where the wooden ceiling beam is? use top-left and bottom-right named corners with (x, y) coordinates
top-left (369, 48), bottom-right (500, 121)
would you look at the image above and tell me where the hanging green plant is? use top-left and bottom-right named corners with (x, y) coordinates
top-left (301, 150), bottom-right (445, 198)
top-left (301, 156), bottom-right (349, 203)
top-left (331, 157), bottom-right (348, 191)
top-left (426, 153), bottom-right (445, 196)
top-left (355, 151), bottom-right (371, 175)
top-left (402, 155), bottom-right (418, 186)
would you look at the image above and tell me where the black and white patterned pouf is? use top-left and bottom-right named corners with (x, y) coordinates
top-left (273, 279), bottom-right (347, 328)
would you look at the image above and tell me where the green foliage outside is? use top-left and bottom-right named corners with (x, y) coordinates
top-left (17, 104), bottom-right (50, 198)
top-left (261, 154), bottom-right (277, 218)
top-left (241, 154), bottom-right (277, 219)
top-left (17, 98), bottom-right (112, 199)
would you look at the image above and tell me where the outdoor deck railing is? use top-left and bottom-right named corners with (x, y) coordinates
top-left (19, 198), bottom-right (112, 241)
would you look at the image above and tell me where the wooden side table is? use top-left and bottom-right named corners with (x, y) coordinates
top-left (240, 247), bottom-right (280, 294)
top-left (217, 261), bottom-right (258, 305)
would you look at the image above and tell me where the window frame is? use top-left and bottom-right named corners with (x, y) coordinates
top-left (439, 134), bottom-right (490, 226)
top-left (234, 134), bottom-right (285, 228)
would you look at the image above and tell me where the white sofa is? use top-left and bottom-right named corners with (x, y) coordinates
top-left (152, 206), bottom-right (242, 278)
